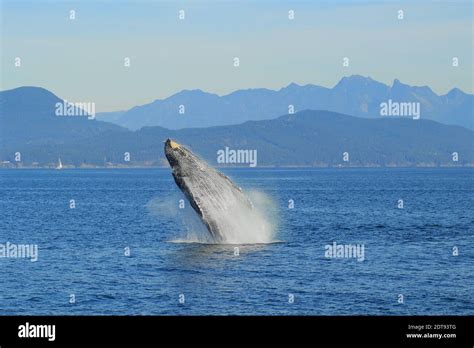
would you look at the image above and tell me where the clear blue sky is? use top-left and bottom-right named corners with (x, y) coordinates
top-left (1, 0), bottom-right (472, 112)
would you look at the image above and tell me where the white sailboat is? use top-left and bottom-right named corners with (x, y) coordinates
top-left (56, 158), bottom-right (63, 170)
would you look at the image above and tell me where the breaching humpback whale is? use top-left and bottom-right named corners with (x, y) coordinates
top-left (164, 139), bottom-right (253, 242)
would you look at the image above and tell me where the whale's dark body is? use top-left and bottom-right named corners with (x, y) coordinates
top-left (164, 139), bottom-right (252, 242)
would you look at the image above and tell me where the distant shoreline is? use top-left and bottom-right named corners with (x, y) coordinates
top-left (1, 164), bottom-right (473, 170)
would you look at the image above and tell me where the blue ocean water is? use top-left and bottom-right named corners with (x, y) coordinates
top-left (0, 168), bottom-right (472, 315)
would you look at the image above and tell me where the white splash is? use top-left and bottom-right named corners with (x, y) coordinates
top-left (147, 190), bottom-right (278, 245)
top-left (208, 189), bottom-right (278, 244)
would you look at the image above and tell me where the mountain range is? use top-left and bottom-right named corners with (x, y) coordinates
top-left (1, 86), bottom-right (473, 167)
top-left (96, 75), bottom-right (474, 130)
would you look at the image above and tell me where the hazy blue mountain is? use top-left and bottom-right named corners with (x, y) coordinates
top-left (1, 86), bottom-right (472, 167)
top-left (96, 75), bottom-right (474, 130)
top-left (0, 87), bottom-right (127, 161)
top-left (138, 111), bottom-right (473, 167)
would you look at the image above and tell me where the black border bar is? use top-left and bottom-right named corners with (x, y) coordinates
top-left (0, 316), bottom-right (472, 346)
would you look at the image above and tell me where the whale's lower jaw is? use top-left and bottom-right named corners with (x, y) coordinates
top-left (165, 139), bottom-right (252, 242)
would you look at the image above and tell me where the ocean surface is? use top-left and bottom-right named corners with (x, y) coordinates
top-left (0, 168), bottom-right (472, 315)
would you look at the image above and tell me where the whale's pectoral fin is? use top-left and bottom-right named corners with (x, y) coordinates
top-left (217, 171), bottom-right (242, 192)
top-left (216, 171), bottom-right (253, 207)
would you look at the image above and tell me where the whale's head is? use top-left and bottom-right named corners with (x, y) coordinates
top-left (164, 138), bottom-right (182, 167)
top-left (164, 138), bottom-right (203, 177)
